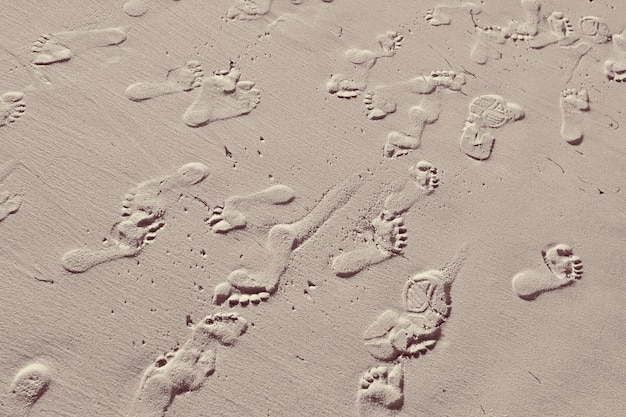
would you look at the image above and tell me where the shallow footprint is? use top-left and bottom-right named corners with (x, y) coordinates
top-left (182, 68), bottom-right (261, 127)
top-left (7, 363), bottom-right (51, 417)
top-left (124, 0), bottom-right (150, 16)
top-left (125, 60), bottom-right (203, 102)
top-left (383, 100), bottom-right (441, 158)
top-left (424, 2), bottom-right (481, 26)
top-left (0, 189), bottom-right (23, 221)
top-left (0, 92), bottom-right (26, 127)
top-left (559, 88), bottom-right (589, 145)
top-left (32, 27), bottom-right (127, 65)
top-left (226, 0), bottom-right (272, 20)
top-left (512, 243), bottom-right (583, 300)
top-left (356, 364), bottom-right (404, 417)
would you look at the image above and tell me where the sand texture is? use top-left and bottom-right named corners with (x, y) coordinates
top-left (1, 0), bottom-right (625, 416)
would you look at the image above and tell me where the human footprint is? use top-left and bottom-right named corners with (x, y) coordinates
top-left (424, 2), bottom-right (481, 26)
top-left (0, 92), bottom-right (26, 127)
top-left (363, 70), bottom-right (465, 121)
top-left (328, 31), bottom-right (403, 99)
top-left (0, 189), bottom-right (23, 222)
top-left (559, 88), bottom-right (589, 145)
top-left (213, 173), bottom-right (364, 306)
top-left (62, 163), bottom-right (210, 273)
top-left (5, 363), bottom-right (52, 417)
top-left (182, 68), bottom-right (261, 127)
top-left (32, 28), bottom-right (127, 65)
top-left (604, 29), bottom-right (626, 82)
top-left (332, 161), bottom-right (439, 278)
top-left (356, 364), bottom-right (404, 416)
top-left (226, 0), bottom-right (272, 20)
top-left (528, 11), bottom-right (578, 49)
top-left (460, 94), bottom-right (524, 160)
top-left (208, 184), bottom-right (295, 233)
top-left (125, 61), bottom-right (203, 102)
top-left (123, 0), bottom-right (150, 16)
top-left (384, 100), bottom-right (441, 158)
top-left (512, 243), bottom-right (583, 300)
top-left (128, 312), bottom-right (247, 417)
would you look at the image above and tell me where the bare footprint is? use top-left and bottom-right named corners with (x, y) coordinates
top-left (62, 163), bottom-right (210, 273)
top-left (528, 11), bottom-right (578, 49)
top-left (124, 0), bottom-right (150, 17)
top-left (470, 26), bottom-right (506, 65)
top-left (512, 243), bottom-right (583, 300)
top-left (226, 0), bottom-right (272, 20)
top-left (0, 189), bottom-right (23, 221)
top-left (559, 88), bottom-right (589, 145)
top-left (383, 100), bottom-right (441, 158)
top-left (332, 161), bottom-right (439, 277)
top-left (6, 363), bottom-right (51, 417)
top-left (182, 68), bottom-right (261, 127)
top-left (213, 173), bottom-right (364, 306)
top-left (356, 364), bottom-right (404, 417)
top-left (208, 184), bottom-right (295, 233)
top-left (0, 92), bottom-right (26, 127)
top-left (32, 27), bottom-right (127, 65)
top-left (125, 61), bottom-right (203, 102)
top-left (424, 2), bottom-right (482, 26)
top-left (128, 312), bottom-right (247, 417)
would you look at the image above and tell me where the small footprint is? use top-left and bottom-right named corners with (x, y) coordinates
top-left (328, 31), bottom-right (403, 99)
top-left (579, 16), bottom-right (612, 44)
top-left (62, 162), bottom-right (210, 273)
top-left (32, 27), bottom-right (127, 65)
top-left (512, 243), bottom-right (583, 300)
top-left (424, 2), bottom-right (482, 26)
top-left (123, 0), bottom-right (150, 16)
top-left (528, 11), bottom-right (578, 49)
top-left (213, 173), bottom-right (364, 306)
top-left (226, 0), bottom-right (272, 20)
top-left (604, 29), bottom-right (626, 82)
top-left (6, 363), bottom-right (51, 417)
top-left (559, 88), bottom-right (589, 145)
top-left (460, 94), bottom-right (524, 160)
top-left (332, 161), bottom-right (439, 277)
top-left (356, 363), bottom-right (404, 417)
top-left (0, 92), bottom-right (26, 127)
top-left (182, 67), bottom-right (261, 127)
top-left (208, 184), bottom-right (295, 233)
top-left (125, 60), bottom-right (203, 102)
top-left (470, 26), bottom-right (506, 65)
top-left (128, 312), bottom-right (247, 417)
top-left (383, 100), bottom-right (441, 158)
top-left (0, 189), bottom-right (23, 222)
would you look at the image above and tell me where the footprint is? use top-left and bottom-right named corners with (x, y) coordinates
top-left (561, 42), bottom-right (592, 84)
top-left (208, 184), bottom-right (295, 234)
top-left (579, 16), bottom-right (611, 44)
top-left (32, 27), bottom-right (127, 65)
top-left (383, 100), bottom-right (441, 158)
top-left (125, 61), bottom-right (203, 102)
top-left (424, 2), bottom-right (482, 26)
top-left (226, 0), bottom-right (272, 20)
top-left (0, 92), bottom-right (26, 127)
top-left (7, 363), bottom-right (51, 417)
top-left (604, 29), bottom-right (626, 82)
top-left (460, 94), bottom-right (524, 160)
top-left (504, 0), bottom-right (541, 39)
top-left (332, 161), bottom-right (439, 278)
top-left (182, 68), bottom-right (261, 127)
top-left (356, 364), bottom-right (404, 416)
top-left (559, 88), bottom-right (589, 145)
top-left (0, 190), bottom-right (23, 222)
top-left (62, 163), bottom-right (210, 273)
top-left (328, 31), bottom-right (403, 99)
top-left (128, 312), bottom-right (247, 417)
top-left (528, 11), bottom-right (578, 49)
top-left (512, 243), bottom-right (583, 300)
top-left (364, 71), bottom-right (465, 121)
top-left (123, 0), bottom-right (150, 16)
top-left (470, 26), bottom-right (506, 65)
top-left (213, 173), bottom-right (364, 306)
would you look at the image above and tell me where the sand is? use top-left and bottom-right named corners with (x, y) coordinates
top-left (0, 0), bottom-right (625, 416)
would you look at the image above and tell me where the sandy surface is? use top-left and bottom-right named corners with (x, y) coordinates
top-left (1, 1), bottom-right (625, 416)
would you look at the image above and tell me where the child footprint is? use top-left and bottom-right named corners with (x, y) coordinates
top-left (6, 363), bottom-right (52, 417)
top-left (512, 243), bottom-right (583, 300)
top-left (125, 60), bottom-right (203, 102)
top-left (356, 363), bottom-right (404, 416)
top-left (0, 92), bottom-right (26, 127)
top-left (559, 88), bottom-right (589, 145)
top-left (32, 28), bottom-right (127, 65)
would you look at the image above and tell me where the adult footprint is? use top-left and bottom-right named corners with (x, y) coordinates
top-left (559, 88), bottom-right (589, 145)
top-left (32, 28), bottom-right (127, 65)
top-left (512, 243), bottom-right (583, 300)
top-left (7, 363), bottom-right (51, 417)
top-left (356, 364), bottom-right (404, 417)
top-left (182, 68), bottom-right (261, 127)
top-left (125, 60), bottom-right (203, 102)
top-left (0, 92), bottom-right (26, 127)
